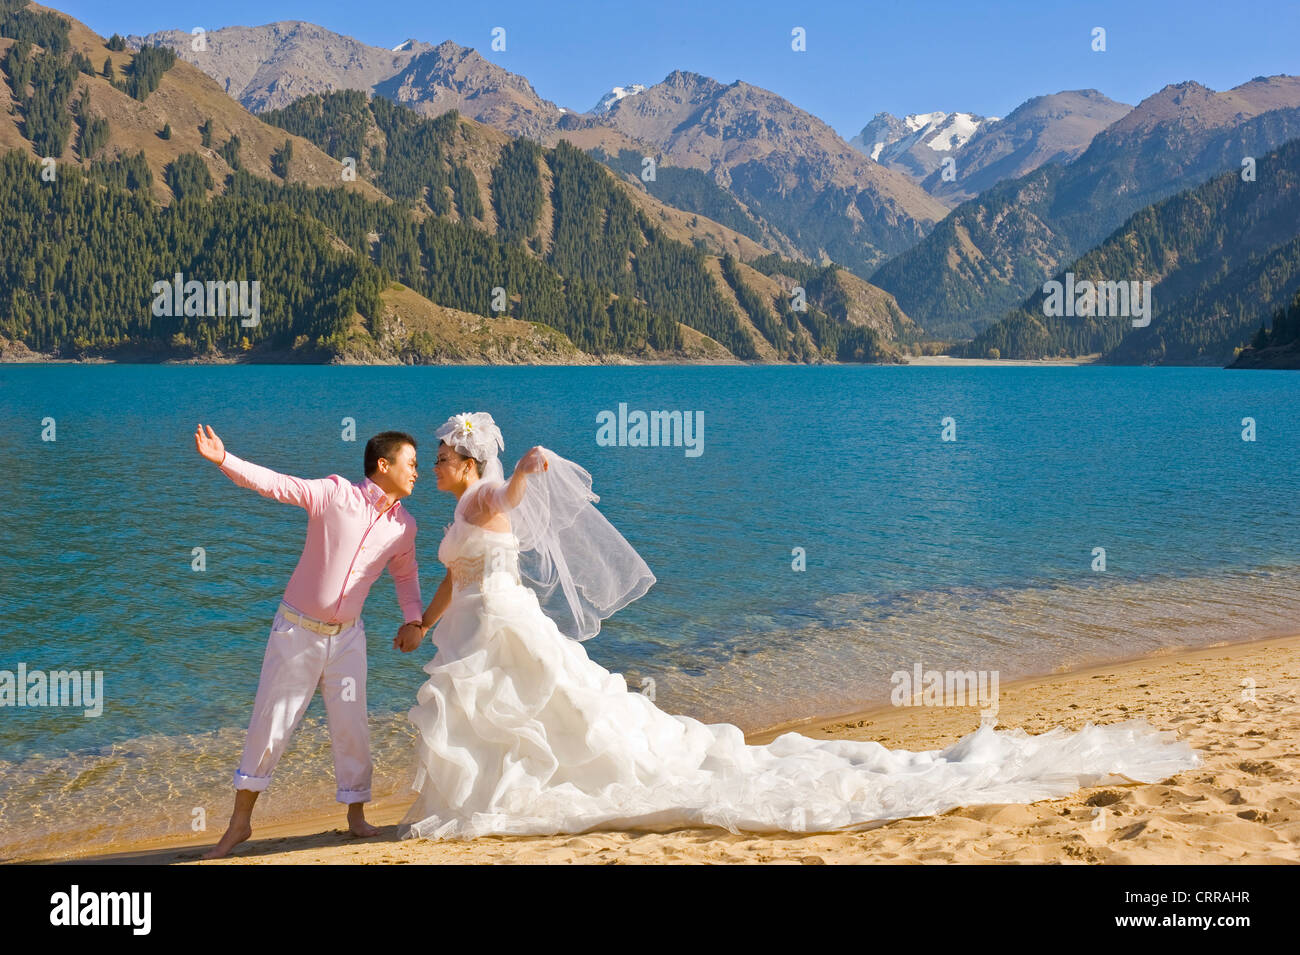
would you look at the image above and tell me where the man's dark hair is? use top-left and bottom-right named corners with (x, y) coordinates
top-left (365, 431), bottom-right (417, 477)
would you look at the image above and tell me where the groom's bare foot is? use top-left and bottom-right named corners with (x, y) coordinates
top-left (203, 819), bottom-right (252, 859)
top-left (347, 803), bottom-right (379, 838)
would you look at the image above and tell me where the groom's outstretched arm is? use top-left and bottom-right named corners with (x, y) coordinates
top-left (195, 423), bottom-right (341, 515)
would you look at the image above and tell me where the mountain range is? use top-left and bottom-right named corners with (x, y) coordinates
top-left (851, 94), bottom-right (1132, 204)
top-left (130, 23), bottom-right (950, 277)
top-left (871, 76), bottom-right (1300, 340)
top-left (4, 2), bottom-right (1298, 367)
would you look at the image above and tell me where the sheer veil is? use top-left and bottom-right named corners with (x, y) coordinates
top-left (436, 413), bottom-right (656, 641)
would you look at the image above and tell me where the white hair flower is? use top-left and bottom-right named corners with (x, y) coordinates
top-left (436, 411), bottom-right (504, 463)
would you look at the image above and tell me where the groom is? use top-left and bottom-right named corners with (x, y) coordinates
top-left (193, 424), bottom-right (429, 859)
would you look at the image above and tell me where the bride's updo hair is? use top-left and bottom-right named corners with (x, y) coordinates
top-left (440, 439), bottom-right (486, 480)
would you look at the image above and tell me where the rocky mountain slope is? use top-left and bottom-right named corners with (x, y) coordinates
top-left (919, 90), bottom-right (1131, 202)
top-left (127, 21), bottom-right (434, 112)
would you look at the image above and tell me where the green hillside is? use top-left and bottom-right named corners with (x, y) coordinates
top-left (962, 136), bottom-right (1300, 365)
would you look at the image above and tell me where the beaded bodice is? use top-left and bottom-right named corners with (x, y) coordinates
top-left (439, 517), bottom-right (523, 594)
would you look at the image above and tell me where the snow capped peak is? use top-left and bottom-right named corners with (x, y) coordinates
top-left (852, 109), bottom-right (993, 172)
top-left (891, 111), bottom-right (988, 153)
top-left (590, 83), bottom-right (648, 115)
top-left (392, 38), bottom-right (417, 52)
top-left (892, 111), bottom-right (984, 151)
top-left (905, 111), bottom-right (947, 132)
top-left (925, 112), bottom-right (980, 151)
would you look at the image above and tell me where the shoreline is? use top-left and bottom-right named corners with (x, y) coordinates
top-left (15, 629), bottom-right (1299, 864)
top-left (901, 353), bottom-right (1101, 366)
top-left (2, 339), bottom-right (1105, 367)
top-left (0, 355), bottom-right (1121, 368)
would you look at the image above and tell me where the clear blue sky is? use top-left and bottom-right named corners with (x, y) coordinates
top-left (60, 0), bottom-right (1300, 138)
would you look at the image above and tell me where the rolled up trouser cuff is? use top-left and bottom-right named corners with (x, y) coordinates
top-left (336, 788), bottom-right (371, 804)
top-left (234, 769), bottom-right (273, 792)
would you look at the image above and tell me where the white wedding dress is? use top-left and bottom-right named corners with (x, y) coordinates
top-left (398, 514), bottom-right (1203, 841)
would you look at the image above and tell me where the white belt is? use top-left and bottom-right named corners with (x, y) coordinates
top-left (278, 602), bottom-right (356, 636)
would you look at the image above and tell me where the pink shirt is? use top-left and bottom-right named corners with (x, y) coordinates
top-left (217, 451), bottom-right (422, 625)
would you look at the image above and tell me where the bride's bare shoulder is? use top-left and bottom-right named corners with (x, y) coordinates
top-left (470, 514), bottom-right (512, 533)
top-left (454, 510), bottom-right (512, 535)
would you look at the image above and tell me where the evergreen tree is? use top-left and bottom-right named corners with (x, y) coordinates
top-left (2, 39), bottom-right (79, 157)
top-left (1, 0), bottom-right (71, 54)
top-left (218, 135), bottom-right (242, 170)
top-left (270, 138), bottom-right (293, 178)
top-left (89, 149), bottom-right (152, 193)
top-left (77, 108), bottom-right (108, 158)
top-left (0, 150), bottom-right (384, 355)
top-left (491, 137), bottom-right (544, 247)
top-left (452, 162), bottom-right (483, 220)
top-left (124, 44), bottom-right (175, 101)
top-left (165, 152), bottom-right (213, 201)
top-left (1250, 321), bottom-right (1270, 351)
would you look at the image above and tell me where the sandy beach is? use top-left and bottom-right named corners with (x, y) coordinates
top-left (14, 631), bottom-right (1295, 865)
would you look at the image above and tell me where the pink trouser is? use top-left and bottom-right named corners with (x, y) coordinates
top-left (233, 604), bottom-right (372, 803)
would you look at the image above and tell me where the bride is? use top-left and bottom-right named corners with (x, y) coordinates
top-left (396, 412), bottom-right (1201, 841)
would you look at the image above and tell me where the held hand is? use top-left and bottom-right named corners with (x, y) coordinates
top-left (194, 423), bottom-right (225, 464)
top-left (518, 446), bottom-right (548, 474)
top-left (394, 622), bottom-right (425, 653)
